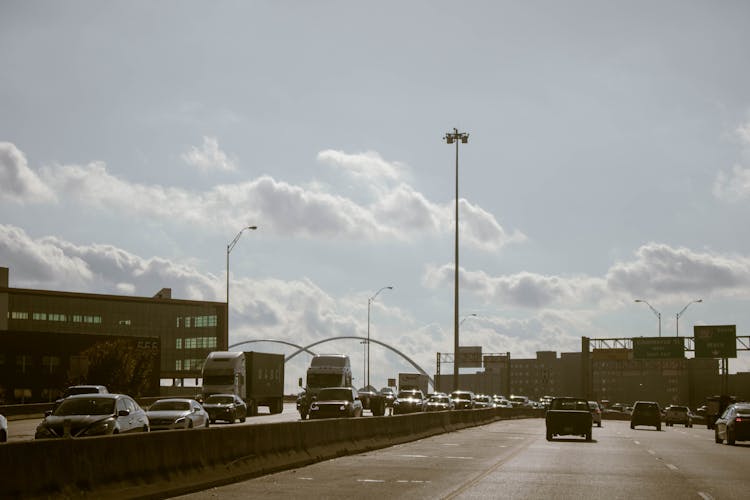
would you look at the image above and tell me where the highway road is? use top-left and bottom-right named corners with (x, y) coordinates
top-left (4, 402), bottom-right (303, 442)
top-left (173, 419), bottom-right (747, 500)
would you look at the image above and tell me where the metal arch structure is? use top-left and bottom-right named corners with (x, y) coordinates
top-left (285, 335), bottom-right (435, 390)
top-left (229, 339), bottom-right (317, 357)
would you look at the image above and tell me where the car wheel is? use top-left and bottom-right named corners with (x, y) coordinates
top-left (188, 420), bottom-right (193, 429)
top-left (657, 424), bottom-right (661, 431)
top-left (240, 411), bottom-right (246, 423)
top-left (715, 430), bottom-right (722, 443)
top-left (630, 424), bottom-right (635, 429)
top-left (210, 419), bottom-right (215, 424)
top-left (727, 429), bottom-right (736, 445)
top-left (597, 421), bottom-right (602, 428)
top-left (205, 419), bottom-right (210, 428)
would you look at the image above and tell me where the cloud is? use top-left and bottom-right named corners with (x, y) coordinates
top-left (0, 142), bottom-right (56, 203)
top-left (713, 164), bottom-right (750, 202)
top-left (317, 149), bottom-right (406, 189)
top-left (181, 136), bottom-right (237, 172)
top-left (5, 142), bottom-right (523, 251)
top-left (423, 242), bottom-right (750, 309)
top-left (737, 121), bottom-right (750, 146)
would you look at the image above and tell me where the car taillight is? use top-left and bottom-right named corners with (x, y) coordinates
top-left (736, 417), bottom-right (743, 423)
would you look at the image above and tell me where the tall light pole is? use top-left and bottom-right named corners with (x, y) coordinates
top-left (676, 299), bottom-right (702, 337)
top-left (367, 285), bottom-right (393, 390)
top-left (634, 299), bottom-right (661, 337)
top-left (445, 127), bottom-right (469, 391)
top-left (226, 225), bottom-right (257, 341)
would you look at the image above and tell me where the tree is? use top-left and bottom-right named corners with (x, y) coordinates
top-left (70, 339), bottom-right (158, 397)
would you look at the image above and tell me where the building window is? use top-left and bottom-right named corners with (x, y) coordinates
top-left (185, 317), bottom-right (191, 328)
top-left (193, 315), bottom-right (218, 328)
top-left (73, 315), bottom-right (82, 322)
top-left (118, 319), bottom-right (131, 326)
top-left (42, 356), bottom-right (61, 374)
top-left (49, 313), bottom-right (67, 322)
top-left (175, 359), bottom-right (183, 371)
top-left (32, 312), bottom-right (47, 321)
top-left (184, 337), bottom-right (218, 349)
top-left (10, 311), bottom-right (29, 320)
top-left (83, 315), bottom-right (102, 324)
top-left (176, 338), bottom-right (183, 349)
top-left (16, 355), bottom-right (32, 374)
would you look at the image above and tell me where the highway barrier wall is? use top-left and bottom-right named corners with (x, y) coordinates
top-left (0, 407), bottom-right (543, 499)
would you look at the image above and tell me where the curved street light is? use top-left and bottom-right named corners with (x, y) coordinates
top-left (367, 285), bottom-right (393, 389)
top-left (676, 299), bottom-right (703, 337)
top-left (226, 225), bottom-right (257, 341)
top-left (445, 127), bottom-right (469, 391)
top-left (460, 313), bottom-right (478, 326)
top-left (634, 299), bottom-right (662, 336)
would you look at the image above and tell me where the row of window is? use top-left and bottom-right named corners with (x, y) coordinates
top-left (9, 311), bottom-right (103, 323)
top-left (175, 337), bottom-right (218, 350)
top-left (175, 359), bottom-right (205, 371)
top-left (176, 315), bottom-right (218, 328)
top-left (2, 354), bottom-right (62, 374)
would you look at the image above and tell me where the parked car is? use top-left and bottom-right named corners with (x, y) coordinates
top-left (202, 394), bottom-right (247, 424)
top-left (450, 390), bottom-right (476, 410)
top-left (664, 405), bottom-right (693, 427)
top-left (308, 387), bottom-right (363, 419)
top-left (588, 401), bottom-right (602, 427)
top-left (425, 394), bottom-right (454, 412)
top-left (146, 398), bottom-right (209, 430)
top-left (0, 414), bottom-right (7, 443)
top-left (393, 389), bottom-right (426, 415)
top-left (35, 393), bottom-right (149, 439)
top-left (714, 402), bottom-right (750, 445)
top-left (630, 401), bottom-right (662, 430)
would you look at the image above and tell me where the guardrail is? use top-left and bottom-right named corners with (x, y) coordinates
top-left (0, 406), bottom-right (543, 499)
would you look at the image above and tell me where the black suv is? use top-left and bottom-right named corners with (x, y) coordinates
top-left (630, 401), bottom-right (662, 430)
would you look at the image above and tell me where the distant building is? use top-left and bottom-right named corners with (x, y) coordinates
top-left (0, 266), bottom-right (227, 402)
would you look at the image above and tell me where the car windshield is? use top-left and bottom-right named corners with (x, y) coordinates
top-left (54, 397), bottom-right (115, 416)
top-left (318, 388), bottom-right (353, 401)
top-left (308, 374), bottom-right (345, 388)
top-left (550, 399), bottom-right (588, 410)
top-left (205, 396), bottom-right (235, 404)
top-left (398, 391), bottom-right (420, 399)
top-left (202, 375), bottom-right (234, 386)
top-left (63, 387), bottom-right (102, 397)
top-left (150, 401), bottom-right (191, 411)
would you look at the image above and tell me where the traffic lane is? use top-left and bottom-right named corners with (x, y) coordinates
top-left (172, 418), bottom-right (538, 499)
top-left (5, 402), bottom-right (302, 442)
top-left (173, 419), bottom-right (735, 500)
top-left (622, 423), bottom-right (750, 500)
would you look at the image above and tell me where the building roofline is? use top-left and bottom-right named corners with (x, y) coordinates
top-left (0, 286), bottom-right (225, 307)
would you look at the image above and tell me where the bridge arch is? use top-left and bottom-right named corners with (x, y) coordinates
top-left (229, 339), bottom-right (317, 357)
top-left (285, 336), bottom-right (434, 390)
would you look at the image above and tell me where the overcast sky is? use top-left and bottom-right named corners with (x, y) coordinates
top-left (2, 1), bottom-right (750, 394)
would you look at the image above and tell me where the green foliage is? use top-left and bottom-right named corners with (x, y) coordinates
top-left (71, 339), bottom-right (158, 397)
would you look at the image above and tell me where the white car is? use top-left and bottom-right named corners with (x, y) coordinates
top-left (146, 398), bottom-right (210, 430)
top-left (0, 414), bottom-right (7, 442)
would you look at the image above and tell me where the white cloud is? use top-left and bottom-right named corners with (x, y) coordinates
top-left (737, 121), bottom-right (750, 146)
top-left (317, 149), bottom-right (406, 189)
top-left (5, 142), bottom-right (523, 251)
top-left (181, 136), bottom-right (237, 172)
top-left (0, 142), bottom-right (56, 203)
top-left (713, 164), bottom-right (750, 202)
top-left (424, 242), bottom-right (750, 309)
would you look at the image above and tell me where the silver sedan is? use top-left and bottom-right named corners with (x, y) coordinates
top-left (146, 398), bottom-right (210, 430)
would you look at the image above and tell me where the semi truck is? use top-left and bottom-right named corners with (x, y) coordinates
top-left (201, 351), bottom-right (285, 415)
top-left (296, 354), bottom-right (353, 419)
top-left (398, 372), bottom-right (429, 395)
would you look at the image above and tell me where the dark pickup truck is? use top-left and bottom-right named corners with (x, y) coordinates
top-left (545, 397), bottom-right (593, 441)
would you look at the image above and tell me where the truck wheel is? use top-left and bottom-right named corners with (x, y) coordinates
top-left (656, 424), bottom-right (661, 431)
top-left (586, 431), bottom-right (592, 441)
top-left (546, 431), bottom-right (552, 441)
top-left (597, 421), bottom-right (601, 428)
top-left (273, 399), bottom-right (283, 414)
top-left (240, 409), bottom-right (246, 423)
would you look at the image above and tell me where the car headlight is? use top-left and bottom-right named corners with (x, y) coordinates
top-left (310, 404), bottom-right (319, 410)
top-left (35, 423), bottom-right (54, 439)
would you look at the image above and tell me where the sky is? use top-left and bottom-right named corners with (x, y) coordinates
top-left (2, 1), bottom-right (750, 394)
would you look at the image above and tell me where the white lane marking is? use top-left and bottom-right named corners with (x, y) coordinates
top-left (444, 456), bottom-right (474, 460)
top-left (697, 492), bottom-right (714, 500)
top-left (647, 449), bottom-right (656, 455)
top-left (441, 443), bottom-right (459, 446)
top-left (399, 454), bottom-right (428, 458)
top-left (397, 480), bottom-right (409, 483)
top-left (298, 477), bottom-right (313, 481)
top-left (634, 440), bottom-right (641, 445)
top-left (357, 479), bottom-right (385, 483)
top-left (666, 463), bottom-right (678, 471)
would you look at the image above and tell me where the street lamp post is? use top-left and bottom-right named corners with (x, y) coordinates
top-left (367, 285), bottom-right (393, 390)
top-left (226, 225), bottom-right (257, 341)
top-left (634, 299), bottom-right (662, 336)
top-left (676, 299), bottom-right (703, 337)
top-left (444, 127), bottom-right (469, 392)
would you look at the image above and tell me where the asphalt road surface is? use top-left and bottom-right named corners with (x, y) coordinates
top-left (173, 419), bottom-right (747, 500)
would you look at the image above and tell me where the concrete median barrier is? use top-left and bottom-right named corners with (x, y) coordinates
top-left (0, 407), bottom-right (542, 499)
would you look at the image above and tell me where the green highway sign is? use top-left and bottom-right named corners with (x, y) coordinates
top-left (694, 325), bottom-right (737, 358)
top-left (632, 337), bottom-right (685, 359)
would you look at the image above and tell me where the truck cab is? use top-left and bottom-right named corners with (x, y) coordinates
top-left (297, 354), bottom-right (352, 419)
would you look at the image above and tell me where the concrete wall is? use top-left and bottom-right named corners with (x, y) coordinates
top-left (0, 407), bottom-right (542, 499)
